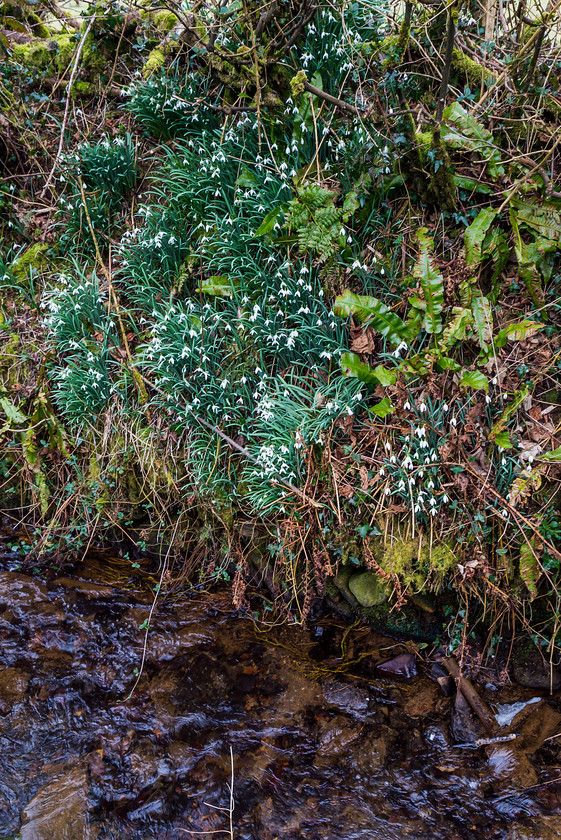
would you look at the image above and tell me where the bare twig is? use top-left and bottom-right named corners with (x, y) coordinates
top-left (40, 14), bottom-right (96, 199)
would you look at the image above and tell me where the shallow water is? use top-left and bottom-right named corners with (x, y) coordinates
top-left (0, 533), bottom-right (560, 840)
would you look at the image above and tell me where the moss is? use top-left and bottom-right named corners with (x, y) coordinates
top-left (152, 10), bottom-right (178, 33)
top-left (72, 80), bottom-right (94, 97)
top-left (376, 537), bottom-right (457, 592)
top-left (11, 243), bottom-right (51, 281)
top-left (142, 47), bottom-right (166, 78)
top-left (11, 33), bottom-right (75, 73)
top-left (81, 33), bottom-right (107, 75)
top-left (452, 47), bottom-right (496, 88)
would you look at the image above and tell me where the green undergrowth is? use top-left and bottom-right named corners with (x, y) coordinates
top-left (1, 0), bottom-right (561, 664)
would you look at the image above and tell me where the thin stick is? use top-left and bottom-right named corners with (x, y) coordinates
top-left (41, 15), bottom-right (96, 198)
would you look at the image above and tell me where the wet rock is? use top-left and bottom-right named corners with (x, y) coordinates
top-left (450, 688), bottom-right (486, 744)
top-left (127, 738), bottom-right (171, 790)
top-left (51, 579), bottom-right (115, 599)
top-left (506, 816), bottom-right (561, 839)
top-left (487, 745), bottom-right (538, 789)
top-left (348, 571), bottom-right (389, 607)
top-left (0, 667), bottom-right (30, 714)
top-left (514, 701), bottom-right (561, 754)
top-left (512, 641), bottom-right (561, 690)
top-left (322, 680), bottom-right (369, 715)
top-left (377, 652), bottom-right (417, 678)
top-left (0, 573), bottom-right (48, 610)
top-left (315, 715), bottom-right (361, 761)
top-left (333, 567), bottom-right (356, 602)
top-left (20, 766), bottom-right (97, 840)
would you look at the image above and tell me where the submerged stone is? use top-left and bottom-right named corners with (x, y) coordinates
top-left (348, 571), bottom-right (389, 607)
top-left (20, 767), bottom-right (96, 840)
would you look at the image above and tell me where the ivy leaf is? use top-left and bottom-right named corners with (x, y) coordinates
top-left (334, 291), bottom-right (411, 346)
top-left (493, 431), bottom-right (512, 449)
top-left (369, 397), bottom-right (395, 418)
top-left (459, 370), bottom-right (489, 391)
top-left (196, 276), bottom-right (239, 297)
top-left (340, 352), bottom-right (397, 386)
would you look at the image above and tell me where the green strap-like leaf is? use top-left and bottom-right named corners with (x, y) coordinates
top-left (334, 291), bottom-right (411, 346)
top-left (464, 208), bottom-right (498, 267)
top-left (471, 295), bottom-right (493, 350)
top-left (412, 228), bottom-right (443, 335)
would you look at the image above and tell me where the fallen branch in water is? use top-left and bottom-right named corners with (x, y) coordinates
top-left (454, 733), bottom-right (518, 749)
top-left (444, 657), bottom-right (498, 735)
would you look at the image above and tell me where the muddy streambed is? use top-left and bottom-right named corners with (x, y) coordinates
top-left (0, 547), bottom-right (560, 839)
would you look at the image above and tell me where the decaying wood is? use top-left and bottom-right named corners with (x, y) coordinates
top-left (443, 657), bottom-right (498, 735)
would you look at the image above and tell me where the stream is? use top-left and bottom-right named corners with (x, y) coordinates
top-left (0, 529), bottom-right (560, 840)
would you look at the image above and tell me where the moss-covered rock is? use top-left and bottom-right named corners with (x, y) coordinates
top-left (11, 243), bottom-right (51, 281)
top-left (142, 47), bottom-right (166, 78)
top-left (348, 571), bottom-right (389, 607)
top-left (12, 33), bottom-right (75, 73)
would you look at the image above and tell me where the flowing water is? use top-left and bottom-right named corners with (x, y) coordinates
top-left (0, 529), bottom-right (560, 840)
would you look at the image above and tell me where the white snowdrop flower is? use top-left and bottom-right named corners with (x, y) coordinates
top-left (420, 440), bottom-right (429, 449)
top-left (430, 508), bottom-right (437, 517)
top-left (385, 487), bottom-right (391, 495)
top-left (491, 377), bottom-right (497, 385)
top-left (431, 453), bottom-right (438, 462)
top-left (485, 395), bottom-right (491, 404)
top-left (384, 442), bottom-right (392, 451)
top-left (220, 378), bottom-right (229, 389)
top-left (404, 401), bottom-right (411, 410)
top-left (379, 468), bottom-right (386, 477)
top-left (415, 426), bottom-right (425, 438)
top-left (442, 403), bottom-right (449, 412)
top-left (501, 457), bottom-right (507, 466)
top-left (390, 455), bottom-right (396, 464)
top-left (427, 480), bottom-right (434, 490)
top-left (450, 418), bottom-right (457, 427)
top-left (442, 494), bottom-right (449, 504)
top-left (419, 402), bottom-right (427, 413)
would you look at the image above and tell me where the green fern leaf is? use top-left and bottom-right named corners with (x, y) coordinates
top-left (412, 228), bottom-right (444, 335)
top-left (520, 539), bottom-right (540, 598)
top-left (334, 291), bottom-right (411, 346)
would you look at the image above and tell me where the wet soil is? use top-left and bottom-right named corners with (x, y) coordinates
top-left (0, 535), bottom-right (560, 840)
